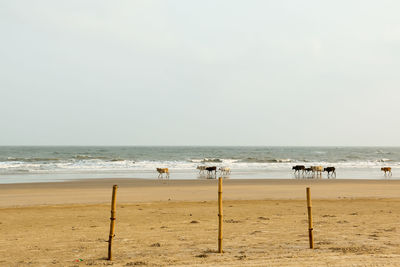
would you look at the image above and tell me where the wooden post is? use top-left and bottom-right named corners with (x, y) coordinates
top-left (108, 185), bottom-right (118, 260)
top-left (306, 187), bottom-right (314, 249)
top-left (218, 177), bottom-right (223, 253)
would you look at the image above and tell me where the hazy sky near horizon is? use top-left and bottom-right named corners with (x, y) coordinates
top-left (1, 1), bottom-right (400, 146)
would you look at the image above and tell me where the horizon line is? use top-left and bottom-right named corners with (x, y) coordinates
top-left (1, 145), bottom-right (400, 147)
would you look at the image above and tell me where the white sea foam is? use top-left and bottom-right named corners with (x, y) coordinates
top-left (1, 158), bottom-right (400, 175)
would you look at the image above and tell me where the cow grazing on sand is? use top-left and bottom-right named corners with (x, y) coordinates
top-left (206, 166), bottom-right (217, 178)
top-left (323, 167), bottom-right (336, 178)
top-left (311, 166), bottom-right (323, 178)
top-left (196, 165), bottom-right (207, 174)
top-left (381, 167), bottom-right (392, 176)
top-left (156, 168), bottom-right (170, 179)
top-left (292, 165), bottom-right (305, 175)
top-left (219, 167), bottom-right (231, 176)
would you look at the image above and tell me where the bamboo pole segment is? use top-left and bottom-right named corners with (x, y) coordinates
top-left (306, 187), bottom-right (314, 249)
top-left (218, 177), bottom-right (223, 253)
top-left (107, 185), bottom-right (118, 260)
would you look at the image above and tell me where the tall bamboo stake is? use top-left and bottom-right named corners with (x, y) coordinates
top-left (108, 185), bottom-right (118, 260)
top-left (218, 177), bottom-right (223, 253)
top-left (306, 187), bottom-right (314, 249)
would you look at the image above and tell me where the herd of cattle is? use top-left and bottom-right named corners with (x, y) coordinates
top-left (156, 166), bottom-right (231, 179)
top-left (156, 165), bottom-right (393, 179)
top-left (292, 165), bottom-right (336, 178)
top-left (196, 166), bottom-right (231, 177)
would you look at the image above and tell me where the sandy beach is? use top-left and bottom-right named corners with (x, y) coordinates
top-left (1, 178), bottom-right (400, 266)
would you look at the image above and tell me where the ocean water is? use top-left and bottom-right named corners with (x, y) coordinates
top-left (0, 146), bottom-right (399, 183)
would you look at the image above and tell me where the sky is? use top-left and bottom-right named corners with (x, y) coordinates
top-left (1, 1), bottom-right (400, 146)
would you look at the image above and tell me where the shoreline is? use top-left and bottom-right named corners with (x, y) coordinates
top-left (2, 178), bottom-right (400, 208)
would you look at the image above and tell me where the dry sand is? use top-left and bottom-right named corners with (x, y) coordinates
top-left (1, 178), bottom-right (400, 266)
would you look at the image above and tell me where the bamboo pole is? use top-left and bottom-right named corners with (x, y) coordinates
top-left (108, 185), bottom-right (118, 260)
top-left (218, 177), bottom-right (223, 253)
top-left (306, 187), bottom-right (314, 249)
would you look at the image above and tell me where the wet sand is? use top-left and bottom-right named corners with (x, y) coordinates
top-left (1, 178), bottom-right (400, 207)
top-left (1, 178), bottom-right (400, 266)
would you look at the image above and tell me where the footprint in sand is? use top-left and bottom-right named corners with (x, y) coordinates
top-left (224, 219), bottom-right (240, 223)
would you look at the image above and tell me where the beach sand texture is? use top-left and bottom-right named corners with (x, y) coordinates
top-left (1, 179), bottom-right (400, 266)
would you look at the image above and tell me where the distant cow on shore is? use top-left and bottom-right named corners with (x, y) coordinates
top-left (381, 167), bottom-right (392, 176)
top-left (323, 167), bottom-right (336, 178)
top-left (311, 166), bottom-right (323, 178)
top-left (292, 165), bottom-right (305, 175)
top-left (156, 168), bottom-right (170, 179)
top-left (219, 167), bottom-right (231, 176)
top-left (206, 166), bottom-right (217, 178)
top-left (196, 165), bottom-right (207, 174)
top-left (304, 167), bottom-right (313, 177)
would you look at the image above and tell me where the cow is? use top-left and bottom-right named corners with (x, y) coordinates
top-left (219, 167), bottom-right (231, 176)
top-left (206, 166), bottom-right (217, 178)
top-left (323, 167), bottom-right (336, 178)
top-left (381, 167), bottom-right (392, 176)
top-left (304, 167), bottom-right (313, 178)
top-left (196, 165), bottom-right (207, 174)
top-left (292, 165), bottom-right (305, 175)
top-left (156, 168), bottom-right (170, 179)
top-left (311, 166), bottom-right (323, 178)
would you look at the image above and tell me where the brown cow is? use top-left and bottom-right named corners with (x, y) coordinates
top-left (381, 167), bottom-right (392, 176)
top-left (156, 168), bottom-right (170, 179)
top-left (311, 166), bottom-right (323, 178)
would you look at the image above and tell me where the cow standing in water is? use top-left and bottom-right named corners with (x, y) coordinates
top-left (323, 167), bottom-right (336, 178)
top-left (156, 168), bottom-right (170, 179)
top-left (292, 165), bottom-right (305, 177)
top-left (219, 167), bottom-right (231, 176)
top-left (206, 166), bottom-right (217, 178)
top-left (381, 167), bottom-right (392, 176)
top-left (304, 167), bottom-right (313, 178)
top-left (311, 166), bottom-right (323, 178)
top-left (196, 165), bottom-right (207, 175)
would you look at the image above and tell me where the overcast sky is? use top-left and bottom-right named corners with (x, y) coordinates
top-left (1, 1), bottom-right (400, 146)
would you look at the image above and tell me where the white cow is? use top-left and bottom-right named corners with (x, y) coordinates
top-left (196, 165), bottom-right (207, 174)
top-left (219, 167), bottom-right (231, 176)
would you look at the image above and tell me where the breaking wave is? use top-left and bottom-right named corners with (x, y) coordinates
top-left (1, 146), bottom-right (400, 176)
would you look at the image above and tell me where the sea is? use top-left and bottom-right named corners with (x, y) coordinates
top-left (0, 146), bottom-right (399, 184)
